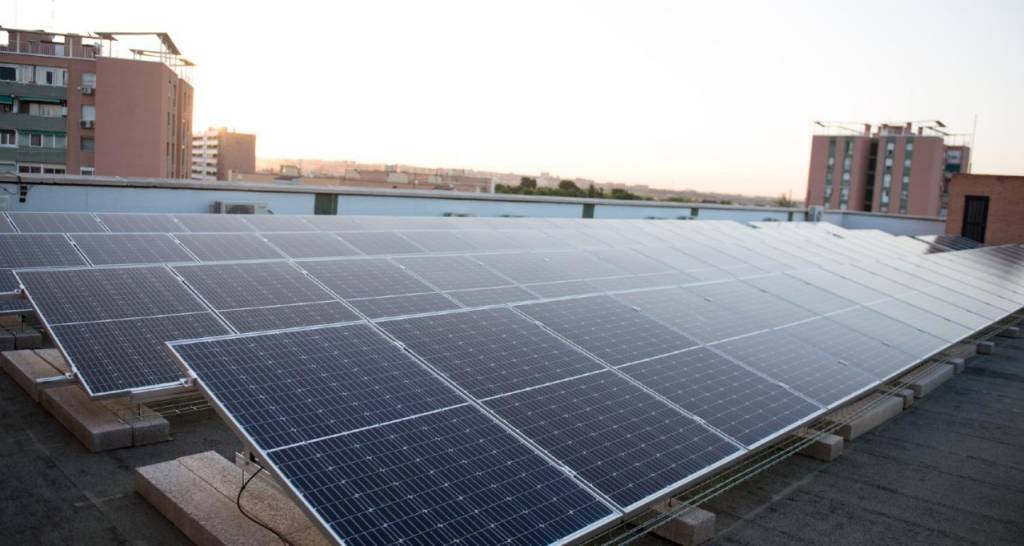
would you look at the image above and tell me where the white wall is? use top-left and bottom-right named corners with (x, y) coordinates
top-left (594, 204), bottom-right (692, 219)
top-left (822, 210), bottom-right (945, 236)
top-left (337, 195), bottom-right (583, 218)
top-left (0, 183), bottom-right (315, 214)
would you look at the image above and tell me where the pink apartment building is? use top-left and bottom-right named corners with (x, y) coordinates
top-left (0, 28), bottom-right (193, 178)
top-left (805, 121), bottom-right (970, 217)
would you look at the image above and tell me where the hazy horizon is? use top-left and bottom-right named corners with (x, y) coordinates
top-left (9, 0), bottom-right (1024, 196)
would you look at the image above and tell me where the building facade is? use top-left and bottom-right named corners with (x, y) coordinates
top-left (806, 122), bottom-right (970, 217)
top-left (191, 128), bottom-right (256, 181)
top-left (0, 29), bottom-right (193, 178)
top-left (944, 174), bottom-right (1024, 245)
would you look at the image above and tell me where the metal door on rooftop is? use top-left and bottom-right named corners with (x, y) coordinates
top-left (961, 195), bottom-right (989, 243)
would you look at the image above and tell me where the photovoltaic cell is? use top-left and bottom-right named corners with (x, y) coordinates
top-left (0, 298), bottom-right (33, 315)
top-left (517, 295), bottom-right (697, 366)
top-left (615, 287), bottom-right (764, 344)
top-left (619, 348), bottom-right (822, 446)
top-left (173, 233), bottom-right (283, 261)
top-left (0, 234), bottom-right (87, 268)
top-left (712, 330), bottom-right (876, 407)
top-left (337, 232), bottom-right (423, 255)
top-left (219, 301), bottom-right (359, 333)
top-left (70, 233), bottom-right (196, 265)
top-left (300, 258), bottom-right (433, 299)
top-left (347, 292), bottom-right (459, 319)
top-left (396, 231), bottom-right (478, 252)
top-left (395, 255), bottom-right (511, 291)
top-left (588, 271), bottom-right (697, 292)
top-left (173, 214), bottom-right (256, 232)
top-left (828, 307), bottom-right (950, 361)
top-left (484, 371), bottom-right (739, 509)
top-left (0, 215), bottom-right (15, 233)
top-left (0, 269), bottom-right (19, 292)
top-left (8, 212), bottom-right (106, 233)
top-left (55, 312), bottom-right (228, 396)
top-left (896, 291), bottom-right (992, 330)
top-left (868, 299), bottom-right (970, 342)
top-left (260, 232), bottom-right (360, 259)
top-left (266, 405), bottom-right (615, 546)
top-left (18, 266), bottom-right (207, 325)
top-left (542, 251), bottom-right (629, 279)
top-left (380, 308), bottom-right (605, 398)
top-left (687, 280), bottom-right (815, 329)
top-left (173, 261), bottom-right (334, 310)
top-left (788, 269), bottom-right (888, 304)
top-left (589, 249), bottom-right (674, 275)
top-left (169, 323), bottom-right (466, 450)
top-left (474, 253), bottom-right (576, 284)
top-left (303, 216), bottom-right (368, 232)
top-left (240, 215), bottom-right (315, 232)
top-left (777, 318), bottom-right (916, 379)
top-left (96, 213), bottom-right (185, 233)
top-left (744, 274), bottom-right (856, 315)
top-left (445, 285), bottom-right (536, 307)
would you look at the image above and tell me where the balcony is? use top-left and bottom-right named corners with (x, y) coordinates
top-left (0, 112), bottom-right (67, 132)
top-left (0, 80), bottom-right (67, 101)
top-left (0, 146), bottom-right (66, 164)
top-left (0, 41), bottom-right (98, 60)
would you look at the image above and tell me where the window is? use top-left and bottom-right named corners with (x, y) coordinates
top-left (28, 102), bottom-right (64, 117)
top-left (0, 65), bottom-right (15, 81)
top-left (905, 141), bottom-right (913, 152)
top-left (20, 132), bottom-right (65, 149)
top-left (29, 134), bottom-right (42, 147)
top-left (80, 137), bottom-right (94, 152)
top-left (885, 141), bottom-right (895, 155)
top-left (18, 164), bottom-right (41, 174)
top-left (42, 165), bottom-right (65, 174)
top-left (842, 172), bottom-right (850, 182)
top-left (81, 104), bottom-right (96, 121)
top-left (80, 167), bottom-right (95, 175)
top-left (0, 129), bottom-right (14, 146)
top-left (902, 175), bottom-right (910, 185)
top-left (903, 158), bottom-right (912, 168)
top-left (81, 72), bottom-right (96, 88)
top-left (884, 157), bottom-right (893, 168)
top-left (0, 162), bottom-right (15, 174)
top-left (35, 67), bottom-right (67, 87)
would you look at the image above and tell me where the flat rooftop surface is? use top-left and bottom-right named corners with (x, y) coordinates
top-left (1, 337), bottom-right (1022, 545)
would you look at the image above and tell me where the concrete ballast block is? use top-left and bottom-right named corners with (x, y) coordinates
top-left (1, 350), bottom-right (66, 401)
top-left (835, 395), bottom-right (903, 441)
top-left (976, 341), bottom-right (995, 355)
top-left (651, 502), bottom-right (715, 546)
top-left (997, 326), bottom-right (1021, 339)
top-left (946, 357), bottom-right (966, 374)
top-left (795, 431), bottom-right (844, 462)
top-left (0, 330), bottom-right (15, 351)
top-left (40, 385), bottom-right (133, 452)
top-left (103, 399), bottom-right (171, 447)
top-left (908, 364), bottom-right (955, 398)
top-left (13, 327), bottom-right (43, 350)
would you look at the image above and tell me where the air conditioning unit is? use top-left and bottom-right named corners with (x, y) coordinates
top-left (808, 205), bottom-right (825, 222)
top-left (211, 201), bottom-right (268, 215)
top-left (78, 85), bottom-right (95, 95)
top-left (80, 120), bottom-right (95, 129)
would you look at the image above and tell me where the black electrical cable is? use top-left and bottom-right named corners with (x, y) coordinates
top-left (236, 465), bottom-right (295, 546)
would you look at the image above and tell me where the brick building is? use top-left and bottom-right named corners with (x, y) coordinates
top-left (944, 173), bottom-right (1024, 245)
top-left (0, 29), bottom-right (193, 178)
top-left (191, 128), bottom-right (256, 181)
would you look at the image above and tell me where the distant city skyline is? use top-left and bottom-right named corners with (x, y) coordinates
top-left (9, 0), bottom-right (1024, 196)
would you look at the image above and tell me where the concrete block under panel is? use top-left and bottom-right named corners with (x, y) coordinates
top-left (946, 357), bottom-right (966, 374)
top-left (0, 330), bottom-right (15, 351)
top-left (976, 340), bottom-right (995, 355)
top-left (104, 399), bottom-right (171, 447)
top-left (997, 326), bottom-right (1021, 339)
top-left (908, 364), bottom-right (954, 399)
top-left (650, 501), bottom-right (716, 546)
top-left (833, 395), bottom-right (903, 441)
top-left (794, 431), bottom-right (844, 462)
top-left (40, 385), bottom-right (133, 452)
top-left (13, 326), bottom-right (42, 350)
top-left (1, 349), bottom-right (67, 401)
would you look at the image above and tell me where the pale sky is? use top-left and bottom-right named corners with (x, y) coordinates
top-left (7, 0), bottom-right (1024, 196)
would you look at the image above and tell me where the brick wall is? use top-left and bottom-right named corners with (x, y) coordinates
top-left (945, 174), bottom-right (1024, 245)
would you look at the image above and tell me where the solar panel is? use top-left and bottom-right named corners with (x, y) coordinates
top-left (96, 213), bottom-right (185, 233)
top-left (0, 269), bottom-right (20, 292)
top-left (444, 285), bottom-right (537, 307)
top-left (687, 280), bottom-right (816, 329)
top-left (394, 255), bottom-right (512, 291)
top-left (517, 295), bottom-right (697, 366)
top-left (614, 287), bottom-right (764, 343)
top-left (483, 371), bottom-right (740, 509)
top-left (743, 274), bottom-right (857, 314)
top-left (347, 292), bottom-right (460, 319)
top-left (169, 323), bottom-right (466, 450)
top-left (172, 214), bottom-right (256, 232)
top-left (8, 212), bottom-right (106, 233)
top-left (173, 233), bottom-right (283, 261)
top-left (380, 308), bottom-right (605, 398)
top-left (303, 215), bottom-right (368, 232)
top-left (526, 280), bottom-right (604, 298)
top-left (0, 215), bottom-right (15, 233)
top-left (828, 306), bottom-right (950, 360)
top-left (70, 233), bottom-right (196, 265)
top-left (777, 318), bottom-right (916, 379)
top-left (300, 258), bottom-right (433, 299)
top-left (261, 232), bottom-right (361, 259)
top-left (54, 312), bottom-right (228, 396)
top-left (474, 253), bottom-right (576, 284)
top-left (895, 291), bottom-right (992, 330)
top-left (788, 269), bottom-right (889, 304)
top-left (240, 215), bottom-right (315, 232)
top-left (619, 347), bottom-right (822, 447)
top-left (588, 271), bottom-right (697, 292)
top-left (0, 234), bottom-right (87, 268)
top-left (0, 297), bottom-right (33, 315)
top-left (266, 405), bottom-right (615, 546)
top-left (541, 250), bottom-right (628, 279)
top-left (396, 230), bottom-right (478, 252)
top-left (18, 266), bottom-right (208, 325)
top-left (867, 299), bottom-right (970, 342)
top-left (218, 301), bottom-right (359, 333)
top-left (712, 330), bottom-right (876, 407)
top-left (173, 261), bottom-right (336, 310)
top-left (337, 232), bottom-right (424, 255)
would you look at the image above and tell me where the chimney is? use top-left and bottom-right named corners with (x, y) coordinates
top-left (863, 123), bottom-right (872, 135)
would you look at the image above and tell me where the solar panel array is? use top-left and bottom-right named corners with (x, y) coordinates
top-left (6, 211), bottom-right (1024, 545)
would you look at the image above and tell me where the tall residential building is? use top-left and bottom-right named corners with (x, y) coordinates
top-left (0, 29), bottom-right (193, 177)
top-left (805, 121), bottom-right (970, 217)
top-left (191, 127), bottom-right (256, 181)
